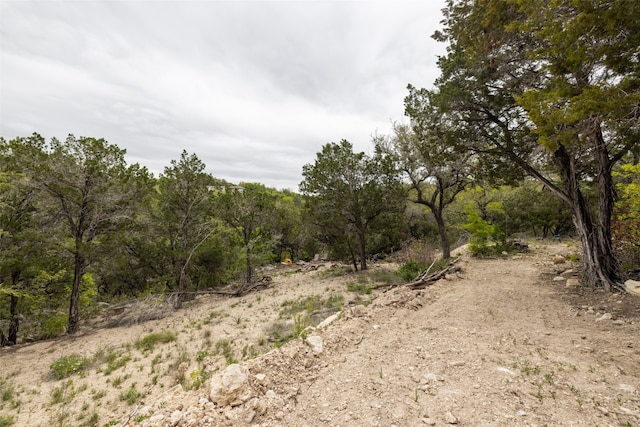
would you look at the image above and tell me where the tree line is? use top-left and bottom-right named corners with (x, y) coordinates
top-left (2, 0), bottom-right (640, 345)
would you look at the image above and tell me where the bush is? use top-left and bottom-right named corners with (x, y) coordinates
top-left (39, 312), bottom-right (67, 339)
top-left (397, 261), bottom-right (429, 281)
top-left (50, 354), bottom-right (90, 380)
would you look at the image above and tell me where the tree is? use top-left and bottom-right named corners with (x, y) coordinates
top-left (378, 115), bottom-right (471, 259)
top-left (300, 140), bottom-right (405, 270)
top-left (214, 183), bottom-right (277, 285)
top-left (156, 151), bottom-right (217, 307)
top-left (0, 167), bottom-right (42, 345)
top-left (46, 135), bottom-right (130, 333)
top-left (2, 134), bottom-right (131, 334)
top-left (429, 0), bottom-right (640, 289)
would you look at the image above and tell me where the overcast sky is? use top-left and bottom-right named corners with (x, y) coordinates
top-left (1, 0), bottom-right (447, 190)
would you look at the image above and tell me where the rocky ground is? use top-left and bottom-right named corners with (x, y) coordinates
top-left (2, 241), bottom-right (640, 427)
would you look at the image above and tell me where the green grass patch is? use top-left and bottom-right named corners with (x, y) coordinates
top-left (119, 384), bottom-right (143, 405)
top-left (0, 415), bottom-right (15, 427)
top-left (134, 330), bottom-right (177, 352)
top-left (50, 354), bottom-right (90, 380)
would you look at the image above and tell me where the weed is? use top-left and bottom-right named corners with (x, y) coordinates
top-left (119, 383), bottom-right (143, 405)
top-left (50, 354), bottom-right (90, 380)
top-left (215, 339), bottom-right (237, 365)
top-left (346, 281), bottom-right (372, 295)
top-left (50, 380), bottom-right (76, 405)
top-left (292, 313), bottom-right (310, 339)
top-left (78, 411), bottom-right (99, 427)
top-left (196, 350), bottom-right (210, 361)
top-left (518, 360), bottom-right (540, 376)
top-left (103, 350), bottom-right (131, 375)
top-left (0, 415), bottom-right (15, 427)
top-left (135, 330), bottom-right (177, 352)
top-left (90, 389), bottom-right (106, 400)
top-left (111, 376), bottom-right (125, 388)
top-left (544, 372), bottom-right (555, 384)
top-left (242, 344), bottom-right (259, 360)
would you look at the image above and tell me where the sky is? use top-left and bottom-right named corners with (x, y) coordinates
top-left (1, 0), bottom-right (447, 191)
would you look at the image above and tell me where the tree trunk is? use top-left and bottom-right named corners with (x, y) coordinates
top-left (554, 144), bottom-right (622, 290)
top-left (68, 251), bottom-right (83, 334)
top-left (358, 230), bottom-right (367, 271)
top-left (434, 210), bottom-right (451, 259)
top-left (246, 247), bottom-right (252, 283)
top-left (8, 293), bottom-right (19, 345)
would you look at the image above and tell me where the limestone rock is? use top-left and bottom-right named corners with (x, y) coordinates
top-left (305, 335), bottom-right (323, 354)
top-left (565, 278), bottom-right (580, 287)
top-left (553, 254), bottom-right (566, 264)
top-left (625, 279), bottom-right (640, 296)
top-left (317, 313), bottom-right (339, 329)
top-left (596, 313), bottom-right (612, 322)
top-left (210, 364), bottom-right (249, 406)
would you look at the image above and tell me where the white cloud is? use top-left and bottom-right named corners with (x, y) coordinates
top-left (1, 0), bottom-right (447, 190)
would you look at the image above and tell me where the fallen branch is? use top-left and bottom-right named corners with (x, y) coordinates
top-left (407, 259), bottom-right (462, 289)
top-left (372, 257), bottom-right (462, 291)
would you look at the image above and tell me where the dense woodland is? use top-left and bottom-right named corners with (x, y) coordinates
top-left (1, 0), bottom-right (639, 346)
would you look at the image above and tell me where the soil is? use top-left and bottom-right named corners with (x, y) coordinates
top-left (2, 241), bottom-right (640, 427)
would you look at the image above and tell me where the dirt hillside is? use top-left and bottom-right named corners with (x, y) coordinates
top-left (2, 241), bottom-right (640, 427)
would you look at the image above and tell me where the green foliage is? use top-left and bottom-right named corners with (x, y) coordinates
top-left (0, 415), bottom-right (15, 427)
top-left (119, 384), bottom-right (143, 405)
top-left (613, 163), bottom-right (640, 273)
top-left (134, 331), bottom-right (177, 352)
top-left (397, 261), bottom-right (430, 282)
top-left (214, 339), bottom-right (237, 365)
top-left (300, 139), bottom-right (406, 271)
top-left (346, 280), bottom-right (372, 295)
top-left (50, 354), bottom-right (90, 380)
top-left (50, 380), bottom-right (76, 405)
top-left (462, 205), bottom-right (498, 256)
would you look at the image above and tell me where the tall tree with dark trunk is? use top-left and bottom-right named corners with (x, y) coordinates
top-left (300, 140), bottom-right (405, 271)
top-left (44, 135), bottom-right (130, 333)
top-left (157, 151), bottom-right (216, 308)
top-left (429, 0), bottom-right (640, 289)
top-left (377, 116), bottom-right (471, 259)
top-left (214, 183), bottom-right (276, 286)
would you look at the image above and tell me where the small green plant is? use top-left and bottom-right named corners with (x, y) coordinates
top-left (103, 350), bottom-right (131, 375)
top-left (346, 281), bottom-right (372, 295)
top-left (195, 350), bottom-right (210, 361)
top-left (292, 313), bottom-right (310, 339)
top-left (119, 384), bottom-right (143, 405)
top-left (0, 415), bottom-right (16, 427)
top-left (215, 339), bottom-right (237, 365)
top-left (111, 376), bottom-right (125, 388)
top-left (50, 380), bottom-right (76, 405)
top-left (50, 354), bottom-right (90, 380)
top-left (135, 331), bottom-right (177, 352)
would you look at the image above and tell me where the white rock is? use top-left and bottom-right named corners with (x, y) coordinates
top-left (305, 335), bottom-right (323, 354)
top-left (444, 411), bottom-right (458, 424)
top-left (625, 279), bottom-right (640, 296)
top-left (170, 410), bottom-right (183, 426)
top-left (317, 313), bottom-right (339, 329)
top-left (596, 313), bottom-right (612, 322)
top-left (210, 364), bottom-right (248, 405)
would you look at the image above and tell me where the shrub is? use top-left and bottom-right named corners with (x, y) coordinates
top-left (39, 312), bottom-right (68, 339)
top-left (397, 261), bottom-right (429, 282)
top-left (0, 415), bottom-right (15, 427)
top-left (50, 354), bottom-right (90, 380)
